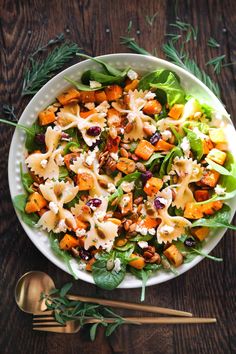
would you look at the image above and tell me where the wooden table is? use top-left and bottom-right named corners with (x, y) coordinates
top-left (0, 0), bottom-right (235, 353)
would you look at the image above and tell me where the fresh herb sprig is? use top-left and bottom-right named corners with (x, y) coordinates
top-left (22, 42), bottom-right (80, 96)
top-left (145, 12), bottom-right (158, 27)
top-left (41, 282), bottom-right (137, 340)
top-left (2, 104), bottom-right (16, 121)
top-left (207, 37), bottom-right (220, 48)
top-left (169, 20), bottom-right (198, 42)
top-left (206, 55), bottom-right (226, 74)
top-left (30, 33), bottom-right (65, 58)
top-left (120, 37), bottom-right (152, 56)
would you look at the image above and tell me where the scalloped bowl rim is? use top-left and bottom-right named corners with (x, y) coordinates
top-left (8, 53), bottom-right (236, 289)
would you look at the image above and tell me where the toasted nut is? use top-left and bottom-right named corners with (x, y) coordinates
top-left (71, 247), bottom-right (80, 257)
top-left (143, 124), bottom-right (156, 136)
top-left (137, 204), bottom-right (143, 213)
top-left (143, 251), bottom-right (153, 259)
top-left (113, 211), bottom-right (123, 218)
top-left (124, 219), bottom-right (132, 231)
top-left (115, 238), bottom-right (128, 247)
top-left (126, 231), bottom-right (137, 238)
top-left (131, 153), bottom-right (139, 161)
top-left (99, 180), bottom-right (108, 188)
top-left (120, 147), bottom-right (129, 158)
top-left (147, 245), bottom-right (156, 253)
top-left (129, 213), bottom-right (139, 222)
top-left (134, 196), bottom-right (143, 205)
top-left (97, 228), bottom-right (106, 239)
top-left (161, 258), bottom-right (171, 269)
top-left (125, 122), bottom-right (134, 133)
top-left (129, 223), bottom-right (137, 232)
top-left (120, 143), bottom-right (131, 150)
top-left (107, 218), bottom-right (122, 225)
top-left (136, 162), bottom-right (146, 172)
top-left (109, 126), bottom-right (117, 139)
top-left (149, 253), bottom-right (161, 264)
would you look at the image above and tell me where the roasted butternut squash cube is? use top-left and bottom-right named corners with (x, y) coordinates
top-left (59, 234), bottom-right (80, 250)
top-left (202, 139), bottom-right (214, 155)
top-left (119, 192), bottom-right (133, 214)
top-left (79, 91), bottom-right (96, 103)
top-left (155, 139), bottom-right (174, 151)
top-left (207, 148), bottom-right (226, 165)
top-left (184, 203), bottom-right (204, 219)
top-left (143, 99), bottom-right (162, 115)
top-left (64, 153), bottom-right (80, 170)
top-left (163, 245), bottom-right (183, 267)
top-left (191, 227), bottom-right (209, 241)
top-left (202, 201), bottom-right (223, 215)
top-left (168, 104), bottom-right (184, 119)
top-left (209, 128), bottom-right (226, 143)
top-left (129, 254), bottom-right (145, 269)
top-left (135, 139), bottom-right (155, 160)
top-left (57, 88), bottom-right (80, 105)
top-left (200, 170), bottom-right (220, 188)
top-left (139, 216), bottom-right (160, 229)
top-left (25, 192), bottom-right (47, 214)
top-left (76, 173), bottom-right (94, 190)
top-left (38, 109), bottom-right (56, 126)
top-left (215, 143), bottom-right (228, 151)
top-left (94, 90), bottom-right (107, 103)
top-left (124, 79), bottom-right (139, 92)
top-left (194, 189), bottom-right (210, 202)
top-left (117, 157), bottom-right (136, 174)
top-left (105, 85), bottom-right (123, 101)
top-left (144, 177), bottom-right (163, 196)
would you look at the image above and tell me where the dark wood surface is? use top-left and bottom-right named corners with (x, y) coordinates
top-left (0, 1), bottom-right (235, 353)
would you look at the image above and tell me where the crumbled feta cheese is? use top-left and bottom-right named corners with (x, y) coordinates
top-left (84, 102), bottom-right (95, 110)
top-left (214, 184), bottom-right (226, 195)
top-left (143, 122), bottom-right (157, 134)
top-left (76, 228), bottom-right (86, 237)
top-left (49, 201), bottom-right (59, 214)
top-left (113, 258), bottom-right (121, 273)
top-left (138, 241), bottom-right (149, 249)
top-left (55, 154), bottom-right (64, 166)
top-left (180, 137), bottom-right (191, 157)
top-left (193, 127), bottom-right (208, 140)
top-left (159, 225), bottom-right (174, 235)
top-left (85, 148), bottom-right (98, 166)
top-left (78, 262), bottom-right (86, 270)
top-left (148, 228), bottom-right (156, 235)
top-left (161, 130), bottom-right (172, 141)
top-left (90, 80), bottom-right (102, 88)
top-left (110, 152), bottom-right (119, 161)
top-left (120, 195), bottom-right (131, 209)
top-left (135, 225), bottom-right (148, 235)
top-left (55, 219), bottom-right (67, 233)
top-left (127, 112), bottom-right (136, 122)
top-left (163, 175), bottom-right (171, 183)
top-left (96, 101), bottom-right (110, 114)
top-left (94, 211), bottom-right (106, 222)
top-left (40, 159), bottom-right (48, 168)
top-left (94, 252), bottom-right (100, 259)
top-left (144, 91), bottom-right (156, 100)
top-left (127, 69), bottom-right (138, 81)
top-left (107, 183), bottom-right (116, 194)
top-left (120, 181), bottom-right (135, 193)
top-left (120, 128), bottom-right (125, 134)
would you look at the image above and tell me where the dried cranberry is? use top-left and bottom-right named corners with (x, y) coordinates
top-left (141, 171), bottom-right (153, 184)
top-left (87, 126), bottom-right (101, 136)
top-left (154, 197), bottom-right (165, 209)
top-left (79, 249), bottom-right (92, 261)
top-left (184, 238), bottom-right (196, 248)
top-left (150, 132), bottom-right (161, 145)
top-left (86, 198), bottom-right (102, 209)
top-left (35, 133), bottom-right (45, 145)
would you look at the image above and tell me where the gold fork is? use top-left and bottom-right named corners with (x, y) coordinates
top-left (33, 313), bottom-right (217, 333)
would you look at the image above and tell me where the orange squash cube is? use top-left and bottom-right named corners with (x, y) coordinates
top-left (94, 90), bottom-right (107, 103)
top-left (155, 139), bottom-right (174, 151)
top-left (124, 79), bottom-right (139, 92)
top-left (129, 254), bottom-right (145, 269)
top-left (135, 139), bottom-right (155, 160)
top-left (105, 85), bottom-right (123, 101)
top-left (191, 227), bottom-right (210, 241)
top-left (144, 177), bottom-right (163, 196)
top-left (38, 109), bottom-right (56, 126)
top-left (168, 104), bottom-right (184, 119)
top-left (143, 100), bottom-right (162, 115)
top-left (25, 192), bottom-right (47, 214)
top-left (57, 88), bottom-right (80, 105)
top-left (59, 234), bottom-right (80, 250)
top-left (76, 173), bottom-right (94, 191)
top-left (79, 91), bottom-right (96, 103)
top-left (163, 245), bottom-right (183, 267)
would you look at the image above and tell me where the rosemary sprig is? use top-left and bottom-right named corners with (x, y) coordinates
top-left (41, 283), bottom-right (136, 340)
top-left (207, 37), bottom-right (220, 48)
top-left (2, 104), bottom-right (16, 121)
top-left (165, 33), bottom-right (182, 43)
top-left (145, 12), bottom-right (158, 26)
top-left (170, 20), bottom-right (198, 41)
top-left (22, 42), bottom-right (80, 96)
top-left (30, 33), bottom-right (65, 58)
top-left (120, 37), bottom-right (151, 55)
top-left (206, 54), bottom-right (226, 74)
top-left (126, 20), bottom-right (133, 33)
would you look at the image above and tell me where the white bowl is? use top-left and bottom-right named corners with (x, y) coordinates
top-left (8, 53), bottom-right (236, 288)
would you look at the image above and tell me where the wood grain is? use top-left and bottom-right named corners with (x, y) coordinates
top-left (0, 0), bottom-right (235, 353)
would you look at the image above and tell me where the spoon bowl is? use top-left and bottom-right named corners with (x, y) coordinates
top-left (15, 271), bottom-right (55, 313)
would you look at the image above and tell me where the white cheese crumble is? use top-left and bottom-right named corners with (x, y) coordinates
top-left (40, 159), bottom-right (48, 168)
top-left (55, 154), bottom-right (64, 166)
top-left (148, 228), bottom-right (156, 235)
top-left (78, 263), bottom-right (86, 270)
top-left (135, 225), bottom-right (148, 235)
top-left (127, 69), bottom-right (138, 81)
top-left (113, 258), bottom-right (122, 273)
top-left (159, 225), bottom-right (174, 235)
top-left (163, 175), bottom-right (171, 183)
top-left (84, 102), bottom-right (95, 110)
top-left (55, 219), bottom-right (67, 233)
top-left (144, 91), bottom-right (156, 100)
top-left (49, 201), bottom-right (59, 214)
top-left (161, 130), bottom-right (172, 141)
top-left (76, 228), bottom-right (86, 237)
top-left (120, 195), bottom-right (131, 209)
top-left (110, 152), bottom-right (119, 161)
top-left (107, 183), bottom-right (116, 194)
top-left (180, 137), bottom-right (191, 157)
top-left (138, 241), bottom-right (149, 249)
top-left (143, 122), bottom-right (157, 134)
top-left (120, 181), bottom-right (135, 193)
top-left (90, 80), bottom-right (102, 88)
top-left (214, 184), bottom-right (226, 195)
top-left (94, 211), bottom-right (106, 222)
top-left (193, 127), bottom-right (208, 140)
top-left (85, 148), bottom-right (98, 166)
top-left (96, 101), bottom-right (110, 114)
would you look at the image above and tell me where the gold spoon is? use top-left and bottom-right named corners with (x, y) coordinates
top-left (15, 271), bottom-right (193, 316)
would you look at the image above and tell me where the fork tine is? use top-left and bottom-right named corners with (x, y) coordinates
top-left (33, 326), bottom-right (67, 333)
top-left (33, 316), bottom-right (55, 322)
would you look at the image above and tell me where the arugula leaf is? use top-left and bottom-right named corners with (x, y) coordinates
top-left (117, 172), bottom-right (141, 187)
top-left (114, 242), bottom-right (134, 252)
top-left (205, 158), bottom-right (232, 176)
top-left (169, 125), bottom-right (182, 144)
top-left (191, 248), bottom-right (223, 262)
top-left (143, 153), bottom-right (163, 166)
top-left (192, 204), bottom-right (236, 230)
top-left (59, 166), bottom-right (69, 180)
top-left (13, 194), bottom-right (28, 212)
top-left (195, 189), bottom-right (236, 205)
top-left (92, 253), bottom-right (126, 290)
top-left (63, 142), bottom-right (80, 155)
top-left (201, 103), bottom-right (213, 120)
top-left (20, 163), bottom-right (34, 193)
top-left (13, 194), bottom-right (39, 226)
top-left (183, 127), bottom-right (203, 161)
top-left (151, 72), bottom-right (186, 107)
top-left (108, 186), bottom-right (123, 203)
top-left (221, 153), bottom-right (236, 191)
top-left (183, 121), bottom-right (209, 134)
top-left (64, 76), bottom-right (105, 91)
top-left (159, 146), bottom-right (182, 178)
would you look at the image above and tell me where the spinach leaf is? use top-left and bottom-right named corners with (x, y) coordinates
top-left (81, 70), bottom-right (123, 85)
top-left (159, 146), bottom-right (182, 178)
top-left (25, 122), bottom-right (45, 152)
top-left (21, 212), bottom-right (40, 227)
top-left (183, 121), bottom-right (209, 134)
top-left (114, 242), bottom-right (134, 252)
top-left (50, 233), bottom-right (78, 279)
top-left (205, 158), bottom-right (232, 176)
top-left (92, 253), bottom-right (126, 290)
top-left (108, 186), bottom-right (123, 203)
top-left (183, 127), bottom-right (203, 161)
top-left (13, 194), bottom-right (39, 227)
top-left (169, 125), bottom-right (182, 144)
top-left (117, 172), bottom-right (141, 187)
top-left (64, 76), bottom-right (105, 91)
top-left (13, 194), bottom-right (28, 213)
top-left (20, 163), bottom-right (34, 193)
top-left (130, 234), bottom-right (154, 242)
top-left (192, 204), bottom-right (236, 230)
top-left (143, 153), bottom-right (163, 166)
top-left (63, 142), bottom-right (80, 155)
top-left (138, 69), bottom-right (175, 91)
top-left (221, 153), bottom-right (236, 191)
top-left (151, 72), bottom-right (186, 107)
top-left (59, 166), bottom-right (69, 180)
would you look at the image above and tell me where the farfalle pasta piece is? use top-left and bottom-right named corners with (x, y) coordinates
top-left (112, 90), bottom-right (156, 140)
top-left (56, 103), bottom-right (106, 146)
top-left (69, 149), bottom-right (113, 197)
top-left (37, 180), bottom-right (78, 233)
top-left (155, 188), bottom-right (192, 243)
top-left (71, 197), bottom-right (119, 251)
top-left (171, 157), bottom-right (203, 209)
top-left (25, 126), bottom-right (62, 180)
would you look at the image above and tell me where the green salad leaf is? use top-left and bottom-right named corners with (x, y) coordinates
top-left (64, 76), bottom-right (105, 91)
top-left (63, 141), bottom-right (80, 155)
top-left (143, 153), bottom-right (163, 167)
top-left (184, 121), bottom-right (209, 134)
top-left (117, 172), bottom-right (141, 187)
top-left (81, 70), bottom-right (123, 85)
top-left (192, 204), bottom-right (236, 230)
top-left (221, 153), bottom-right (236, 191)
top-left (205, 158), bottom-right (232, 176)
top-left (13, 194), bottom-right (39, 227)
top-left (138, 69), bottom-right (172, 91)
top-left (159, 146), bottom-right (182, 178)
top-left (20, 163), bottom-right (34, 193)
top-left (183, 127), bottom-right (203, 161)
